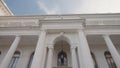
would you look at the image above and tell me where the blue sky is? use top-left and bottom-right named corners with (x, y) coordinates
top-left (4, 0), bottom-right (120, 15)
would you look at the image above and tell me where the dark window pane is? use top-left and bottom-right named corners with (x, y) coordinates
top-left (104, 51), bottom-right (117, 68)
top-left (57, 50), bottom-right (67, 66)
top-left (8, 51), bottom-right (20, 68)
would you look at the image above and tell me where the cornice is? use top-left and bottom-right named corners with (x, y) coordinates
top-left (0, 13), bottom-right (120, 19)
top-left (0, 14), bottom-right (120, 29)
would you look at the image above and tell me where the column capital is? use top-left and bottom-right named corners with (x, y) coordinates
top-left (71, 45), bottom-right (77, 49)
top-left (77, 29), bottom-right (83, 32)
top-left (47, 44), bottom-right (54, 49)
top-left (38, 29), bottom-right (47, 37)
top-left (71, 43), bottom-right (79, 46)
top-left (77, 29), bottom-right (88, 36)
top-left (102, 34), bottom-right (110, 38)
top-left (15, 35), bottom-right (21, 37)
top-left (40, 28), bottom-right (47, 32)
top-left (40, 29), bottom-right (46, 33)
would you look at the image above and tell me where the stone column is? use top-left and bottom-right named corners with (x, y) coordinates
top-left (41, 47), bottom-right (47, 68)
top-left (77, 30), bottom-right (94, 68)
top-left (0, 35), bottom-right (21, 68)
top-left (46, 45), bottom-right (54, 68)
top-left (31, 30), bottom-right (46, 68)
top-left (102, 35), bottom-right (120, 68)
top-left (71, 45), bottom-right (78, 68)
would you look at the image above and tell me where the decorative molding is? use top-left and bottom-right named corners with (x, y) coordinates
top-left (71, 45), bottom-right (77, 49)
top-left (47, 44), bottom-right (54, 49)
top-left (0, 19), bottom-right (39, 27)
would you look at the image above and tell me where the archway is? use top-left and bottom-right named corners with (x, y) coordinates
top-left (53, 36), bottom-right (71, 67)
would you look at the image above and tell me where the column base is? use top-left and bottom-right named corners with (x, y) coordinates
top-left (53, 66), bottom-right (72, 68)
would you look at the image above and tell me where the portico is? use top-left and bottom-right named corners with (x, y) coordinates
top-left (0, 14), bottom-right (120, 68)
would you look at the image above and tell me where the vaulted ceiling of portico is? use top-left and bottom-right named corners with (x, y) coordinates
top-left (0, 35), bottom-right (38, 46)
top-left (87, 35), bottom-right (120, 45)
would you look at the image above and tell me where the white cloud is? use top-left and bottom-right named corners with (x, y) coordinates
top-left (36, 0), bottom-right (120, 14)
top-left (37, 1), bottom-right (60, 14)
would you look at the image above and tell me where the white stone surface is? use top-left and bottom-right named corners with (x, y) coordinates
top-left (0, 36), bottom-right (21, 68)
top-left (0, 14), bottom-right (120, 68)
top-left (103, 35), bottom-right (120, 68)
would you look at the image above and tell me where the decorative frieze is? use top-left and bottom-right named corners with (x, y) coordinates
top-left (86, 18), bottom-right (120, 26)
top-left (0, 19), bottom-right (39, 27)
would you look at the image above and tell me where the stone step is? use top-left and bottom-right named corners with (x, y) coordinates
top-left (53, 66), bottom-right (72, 68)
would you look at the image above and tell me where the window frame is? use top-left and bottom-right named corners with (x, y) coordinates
top-left (8, 51), bottom-right (20, 68)
top-left (104, 51), bottom-right (117, 68)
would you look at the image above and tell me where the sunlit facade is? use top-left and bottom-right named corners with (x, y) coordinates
top-left (0, 0), bottom-right (13, 16)
top-left (0, 13), bottom-right (120, 68)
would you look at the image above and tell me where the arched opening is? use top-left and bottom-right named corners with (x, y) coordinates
top-left (104, 51), bottom-right (117, 68)
top-left (91, 52), bottom-right (98, 68)
top-left (8, 51), bottom-right (20, 68)
top-left (53, 36), bottom-right (71, 67)
top-left (27, 52), bottom-right (34, 68)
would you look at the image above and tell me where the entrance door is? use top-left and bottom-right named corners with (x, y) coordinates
top-left (57, 50), bottom-right (67, 66)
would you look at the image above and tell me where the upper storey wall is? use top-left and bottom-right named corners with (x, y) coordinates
top-left (0, 0), bottom-right (13, 16)
top-left (0, 13), bottom-right (120, 29)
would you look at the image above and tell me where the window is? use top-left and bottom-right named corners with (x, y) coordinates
top-left (8, 51), bottom-right (20, 68)
top-left (28, 52), bottom-right (34, 68)
top-left (104, 51), bottom-right (117, 68)
top-left (91, 52), bottom-right (98, 68)
top-left (57, 50), bottom-right (67, 66)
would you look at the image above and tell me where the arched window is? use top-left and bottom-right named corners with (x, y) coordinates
top-left (104, 51), bottom-right (117, 68)
top-left (28, 52), bottom-right (34, 68)
top-left (57, 50), bottom-right (67, 66)
top-left (91, 52), bottom-right (98, 68)
top-left (8, 51), bottom-right (20, 68)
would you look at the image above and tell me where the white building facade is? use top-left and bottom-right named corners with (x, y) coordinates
top-left (0, 0), bottom-right (13, 16)
top-left (0, 14), bottom-right (120, 68)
